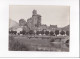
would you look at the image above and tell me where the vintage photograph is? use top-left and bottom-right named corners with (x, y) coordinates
top-left (9, 5), bottom-right (70, 51)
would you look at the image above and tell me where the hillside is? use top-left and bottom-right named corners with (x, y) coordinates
top-left (9, 19), bottom-right (20, 30)
top-left (62, 25), bottom-right (70, 31)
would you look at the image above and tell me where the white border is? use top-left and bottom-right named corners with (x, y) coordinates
top-left (0, 0), bottom-right (79, 57)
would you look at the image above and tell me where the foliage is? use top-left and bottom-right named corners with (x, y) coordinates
top-left (20, 30), bottom-right (26, 35)
top-left (66, 31), bottom-right (69, 36)
top-left (50, 31), bottom-right (54, 36)
top-left (9, 30), bottom-right (17, 34)
top-left (41, 30), bottom-right (45, 35)
top-left (45, 31), bottom-right (49, 35)
top-left (60, 30), bottom-right (65, 35)
top-left (36, 31), bottom-right (40, 35)
top-left (55, 30), bottom-right (59, 36)
top-left (28, 30), bottom-right (34, 35)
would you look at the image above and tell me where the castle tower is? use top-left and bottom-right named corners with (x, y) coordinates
top-left (32, 9), bottom-right (37, 16)
top-left (32, 10), bottom-right (41, 27)
top-left (27, 10), bottom-right (41, 30)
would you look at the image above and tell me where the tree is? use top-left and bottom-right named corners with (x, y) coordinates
top-left (19, 19), bottom-right (26, 26)
top-left (41, 30), bottom-right (45, 35)
top-left (20, 30), bottom-right (26, 35)
top-left (9, 31), bottom-right (11, 34)
top-left (36, 31), bottom-right (40, 35)
top-left (50, 31), bottom-right (54, 36)
top-left (14, 31), bottom-right (17, 35)
top-left (66, 31), bottom-right (69, 36)
top-left (22, 30), bottom-right (26, 35)
top-left (60, 30), bottom-right (65, 35)
top-left (10, 30), bottom-right (17, 35)
top-left (28, 30), bottom-right (34, 35)
top-left (55, 30), bottom-right (59, 36)
top-left (45, 31), bottom-right (49, 35)
top-left (23, 26), bottom-right (29, 33)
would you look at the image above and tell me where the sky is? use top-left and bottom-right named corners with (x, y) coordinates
top-left (9, 5), bottom-right (70, 27)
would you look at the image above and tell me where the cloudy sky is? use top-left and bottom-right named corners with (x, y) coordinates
top-left (9, 5), bottom-right (70, 27)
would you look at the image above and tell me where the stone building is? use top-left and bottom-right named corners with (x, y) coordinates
top-left (37, 24), bottom-right (47, 31)
top-left (18, 10), bottom-right (66, 33)
top-left (48, 25), bottom-right (57, 31)
top-left (27, 10), bottom-right (41, 30)
top-left (49, 25), bottom-right (57, 29)
top-left (32, 10), bottom-right (41, 27)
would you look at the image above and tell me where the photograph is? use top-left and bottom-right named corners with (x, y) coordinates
top-left (9, 5), bottom-right (70, 51)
